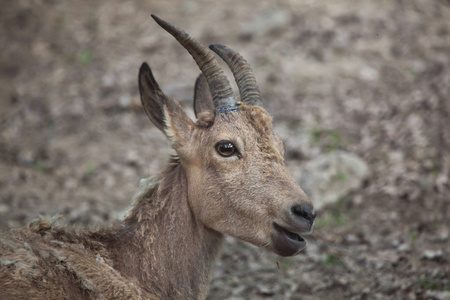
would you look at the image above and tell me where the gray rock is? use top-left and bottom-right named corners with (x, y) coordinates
top-left (421, 249), bottom-right (444, 261)
top-left (0, 204), bottom-right (10, 214)
top-left (425, 291), bottom-right (450, 300)
top-left (298, 151), bottom-right (370, 210)
top-left (257, 282), bottom-right (280, 295)
top-left (397, 243), bottom-right (411, 253)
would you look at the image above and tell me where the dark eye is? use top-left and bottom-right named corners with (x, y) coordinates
top-left (215, 140), bottom-right (237, 157)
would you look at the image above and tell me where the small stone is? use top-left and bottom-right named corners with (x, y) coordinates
top-left (353, 195), bottom-right (363, 205)
top-left (398, 243), bottom-right (411, 253)
top-left (101, 74), bottom-right (115, 89)
top-left (18, 150), bottom-right (35, 166)
top-left (119, 94), bottom-right (131, 108)
top-left (425, 290), bottom-right (450, 300)
top-left (388, 151), bottom-right (404, 163)
top-left (125, 150), bottom-right (140, 166)
top-left (257, 282), bottom-right (280, 295)
top-left (1, 260), bottom-right (12, 266)
top-left (434, 228), bottom-right (449, 242)
top-left (0, 204), bottom-right (10, 214)
top-left (345, 234), bottom-right (359, 244)
top-left (430, 268), bottom-right (442, 278)
top-left (337, 277), bottom-right (349, 285)
top-left (360, 67), bottom-right (379, 81)
top-left (421, 249), bottom-right (444, 261)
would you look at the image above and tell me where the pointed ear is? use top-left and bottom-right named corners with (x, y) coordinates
top-left (139, 62), bottom-right (166, 132)
top-left (193, 73), bottom-right (215, 118)
top-left (139, 62), bottom-right (194, 144)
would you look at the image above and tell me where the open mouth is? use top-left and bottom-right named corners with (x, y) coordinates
top-left (271, 222), bottom-right (307, 256)
top-left (273, 222), bottom-right (305, 243)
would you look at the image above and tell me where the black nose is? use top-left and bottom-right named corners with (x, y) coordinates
top-left (291, 205), bottom-right (316, 224)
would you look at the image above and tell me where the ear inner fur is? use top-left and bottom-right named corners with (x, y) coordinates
top-left (139, 62), bottom-right (194, 142)
top-left (138, 63), bottom-right (166, 132)
top-left (163, 97), bottom-right (195, 147)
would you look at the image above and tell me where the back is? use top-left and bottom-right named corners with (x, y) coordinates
top-left (0, 218), bottom-right (147, 300)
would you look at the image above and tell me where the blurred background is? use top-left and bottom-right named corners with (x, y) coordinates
top-left (1, 0), bottom-right (449, 299)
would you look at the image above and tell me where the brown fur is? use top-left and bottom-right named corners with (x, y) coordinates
top-left (0, 159), bottom-right (221, 299)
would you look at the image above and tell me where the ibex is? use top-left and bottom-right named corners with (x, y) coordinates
top-left (0, 15), bottom-right (315, 299)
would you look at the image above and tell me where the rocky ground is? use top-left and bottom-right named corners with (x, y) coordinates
top-left (1, 0), bottom-right (449, 299)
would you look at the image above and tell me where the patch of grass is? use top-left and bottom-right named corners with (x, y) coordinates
top-left (325, 146), bottom-right (337, 153)
top-left (325, 131), bottom-right (343, 152)
top-left (335, 195), bottom-right (351, 211)
top-left (330, 131), bottom-right (343, 145)
top-left (429, 160), bottom-right (440, 175)
top-left (419, 279), bottom-right (441, 291)
top-left (322, 254), bottom-right (342, 266)
top-left (315, 196), bottom-right (352, 229)
top-left (78, 50), bottom-right (93, 64)
top-left (278, 258), bottom-right (292, 269)
top-left (315, 216), bottom-right (333, 229)
top-left (310, 128), bottom-right (322, 144)
top-left (85, 163), bottom-right (96, 174)
top-left (409, 232), bottom-right (418, 243)
top-left (227, 277), bottom-right (240, 287)
top-left (408, 66), bottom-right (419, 81)
top-left (81, 163), bottom-right (97, 182)
top-left (59, 14), bottom-right (68, 28)
top-left (309, 128), bottom-right (345, 152)
top-left (336, 172), bottom-right (347, 182)
top-left (334, 215), bottom-right (349, 226)
top-left (408, 231), bottom-right (419, 250)
top-left (315, 213), bottom-right (349, 229)
top-left (35, 160), bottom-right (47, 172)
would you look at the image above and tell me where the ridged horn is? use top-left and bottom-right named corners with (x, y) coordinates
top-left (151, 15), bottom-right (238, 113)
top-left (209, 44), bottom-right (263, 107)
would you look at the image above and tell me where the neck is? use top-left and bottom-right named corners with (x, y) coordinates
top-left (113, 161), bottom-right (223, 299)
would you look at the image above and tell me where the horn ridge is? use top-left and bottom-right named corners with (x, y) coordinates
top-left (151, 15), bottom-right (237, 112)
top-left (209, 44), bottom-right (263, 106)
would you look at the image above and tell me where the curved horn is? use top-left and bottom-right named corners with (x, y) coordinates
top-left (209, 44), bottom-right (263, 107)
top-left (151, 15), bottom-right (238, 113)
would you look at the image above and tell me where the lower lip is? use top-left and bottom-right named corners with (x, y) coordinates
top-left (271, 222), bottom-right (307, 256)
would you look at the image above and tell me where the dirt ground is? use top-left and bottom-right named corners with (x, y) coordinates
top-left (1, 0), bottom-right (449, 299)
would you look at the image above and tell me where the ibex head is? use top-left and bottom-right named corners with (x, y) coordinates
top-left (138, 15), bottom-right (315, 256)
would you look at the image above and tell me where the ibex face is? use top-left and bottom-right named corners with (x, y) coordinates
top-left (139, 15), bottom-right (315, 256)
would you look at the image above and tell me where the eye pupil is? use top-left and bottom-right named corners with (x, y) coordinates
top-left (216, 140), bottom-right (236, 157)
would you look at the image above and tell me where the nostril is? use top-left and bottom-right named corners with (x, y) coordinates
top-left (291, 205), bottom-right (316, 223)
